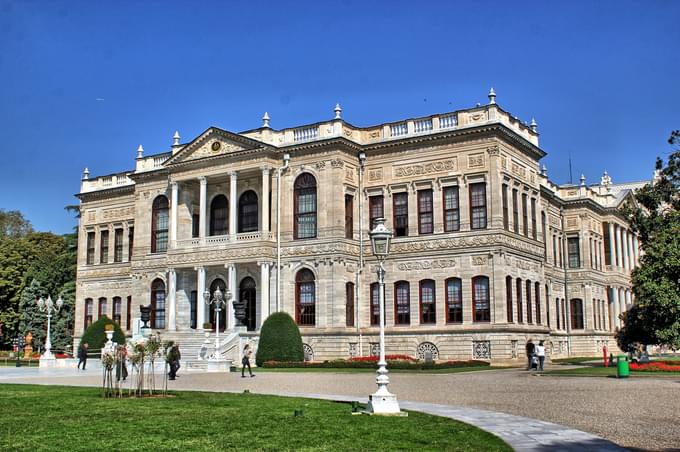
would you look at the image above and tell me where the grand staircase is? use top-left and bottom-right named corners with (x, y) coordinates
top-left (160, 329), bottom-right (253, 372)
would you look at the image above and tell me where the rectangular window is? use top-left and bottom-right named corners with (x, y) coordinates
top-left (393, 193), bottom-right (408, 237)
top-left (560, 237), bottom-right (564, 268)
top-left (556, 298), bottom-right (561, 330)
top-left (394, 282), bottom-right (410, 325)
top-left (531, 198), bottom-right (537, 240)
top-left (571, 299), bottom-right (584, 329)
top-left (506, 276), bottom-right (513, 323)
top-left (114, 229), bottom-right (123, 263)
top-left (516, 279), bottom-right (523, 323)
top-left (126, 296), bottom-right (132, 331)
top-left (545, 284), bottom-right (550, 328)
top-left (542, 212), bottom-right (548, 261)
top-left (419, 280), bottom-right (436, 324)
top-left (469, 183), bottom-right (487, 229)
top-left (553, 235), bottom-right (558, 266)
top-left (370, 283), bottom-right (380, 326)
top-left (98, 297), bottom-right (107, 319)
top-left (418, 190), bottom-right (433, 234)
top-left (192, 214), bottom-right (200, 238)
top-left (589, 238), bottom-right (594, 269)
top-left (603, 223), bottom-right (611, 266)
top-left (85, 299), bottom-right (93, 328)
top-left (512, 189), bottom-right (519, 233)
top-left (190, 291), bottom-right (197, 329)
top-left (346, 282), bottom-right (355, 327)
top-left (100, 230), bottom-right (109, 264)
top-left (472, 276), bottom-right (490, 322)
top-left (526, 280), bottom-right (533, 324)
top-left (443, 186), bottom-right (460, 232)
top-left (446, 278), bottom-right (463, 323)
top-left (502, 184), bottom-right (509, 230)
top-left (128, 226), bottom-right (134, 261)
top-left (522, 194), bottom-right (528, 236)
top-left (562, 299), bottom-right (567, 330)
top-left (369, 195), bottom-right (384, 230)
top-left (345, 195), bottom-right (354, 239)
top-left (86, 232), bottom-right (95, 265)
top-left (113, 297), bottom-right (122, 325)
top-left (535, 283), bottom-right (541, 325)
top-left (568, 237), bottom-right (581, 268)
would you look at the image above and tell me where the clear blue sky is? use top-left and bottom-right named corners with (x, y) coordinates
top-left (1, 0), bottom-right (678, 234)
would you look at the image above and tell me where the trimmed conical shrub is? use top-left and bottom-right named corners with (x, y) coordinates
top-left (79, 315), bottom-right (126, 350)
top-left (256, 312), bottom-right (304, 366)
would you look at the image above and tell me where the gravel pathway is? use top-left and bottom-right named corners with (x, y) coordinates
top-left (1, 366), bottom-right (678, 451)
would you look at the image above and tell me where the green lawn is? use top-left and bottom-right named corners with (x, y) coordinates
top-left (544, 365), bottom-right (680, 377)
top-left (0, 385), bottom-right (510, 451)
top-left (551, 356), bottom-right (604, 364)
top-left (255, 365), bottom-right (506, 374)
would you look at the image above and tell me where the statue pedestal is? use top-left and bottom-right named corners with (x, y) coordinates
top-left (206, 359), bottom-right (231, 372)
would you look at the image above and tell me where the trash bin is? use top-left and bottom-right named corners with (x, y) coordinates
top-left (616, 355), bottom-right (630, 378)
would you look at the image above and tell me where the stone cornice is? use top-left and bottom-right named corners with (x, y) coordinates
top-left (75, 184), bottom-right (135, 202)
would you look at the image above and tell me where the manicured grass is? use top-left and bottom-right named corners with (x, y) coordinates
top-left (544, 365), bottom-right (680, 377)
top-left (255, 365), bottom-right (506, 374)
top-left (0, 385), bottom-right (511, 451)
top-left (551, 356), bottom-right (603, 364)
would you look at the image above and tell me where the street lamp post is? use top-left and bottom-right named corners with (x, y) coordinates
top-left (203, 286), bottom-right (230, 360)
top-left (37, 295), bottom-right (63, 360)
top-left (366, 218), bottom-right (401, 415)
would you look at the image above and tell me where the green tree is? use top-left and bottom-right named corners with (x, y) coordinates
top-left (256, 312), bottom-right (304, 366)
top-left (620, 130), bottom-right (680, 348)
top-left (0, 209), bottom-right (32, 240)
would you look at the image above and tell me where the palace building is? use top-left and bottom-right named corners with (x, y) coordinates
top-left (74, 90), bottom-right (645, 363)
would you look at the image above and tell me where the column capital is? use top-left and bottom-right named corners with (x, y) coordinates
top-left (224, 262), bottom-right (235, 269)
top-left (257, 260), bottom-right (272, 267)
top-left (198, 176), bottom-right (207, 184)
top-left (168, 267), bottom-right (176, 274)
top-left (260, 165), bottom-right (272, 174)
top-left (194, 265), bottom-right (205, 272)
top-left (229, 171), bottom-right (238, 179)
top-left (170, 181), bottom-right (178, 189)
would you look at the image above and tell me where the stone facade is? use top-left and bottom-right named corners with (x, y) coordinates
top-left (75, 92), bottom-right (644, 363)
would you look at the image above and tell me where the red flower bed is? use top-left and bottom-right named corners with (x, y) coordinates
top-left (629, 361), bottom-right (680, 372)
top-left (349, 354), bottom-right (417, 362)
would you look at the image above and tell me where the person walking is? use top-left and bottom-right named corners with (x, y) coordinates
top-left (77, 343), bottom-right (89, 370)
top-left (167, 343), bottom-right (181, 380)
top-left (525, 338), bottom-right (535, 370)
top-left (241, 344), bottom-right (255, 378)
top-left (535, 340), bottom-right (546, 371)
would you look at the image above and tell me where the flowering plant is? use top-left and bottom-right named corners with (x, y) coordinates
top-left (629, 361), bottom-right (680, 372)
top-left (349, 354), bottom-right (417, 362)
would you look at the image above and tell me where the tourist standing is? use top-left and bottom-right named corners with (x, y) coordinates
top-left (535, 340), bottom-right (546, 371)
top-left (167, 343), bottom-right (181, 380)
top-left (241, 344), bottom-right (254, 378)
top-left (525, 339), bottom-right (535, 370)
top-left (77, 343), bottom-right (89, 370)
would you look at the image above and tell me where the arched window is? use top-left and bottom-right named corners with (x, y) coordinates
top-left (346, 282), bottom-right (355, 327)
top-left (294, 173), bottom-right (317, 239)
top-left (571, 298), bottom-right (584, 329)
top-left (296, 269), bottom-right (315, 326)
top-left (150, 278), bottom-right (166, 329)
top-left (516, 278), bottom-right (523, 323)
top-left (240, 277), bottom-right (257, 331)
top-left (113, 296), bottom-right (122, 325)
top-left (210, 195), bottom-right (229, 236)
top-left (506, 276), bottom-right (513, 323)
top-left (370, 282), bottom-right (380, 326)
top-left (98, 297), bottom-right (107, 319)
top-left (526, 280), bottom-right (533, 324)
top-left (472, 276), bottom-right (490, 322)
top-left (419, 279), bottom-right (436, 324)
top-left (394, 281), bottom-right (410, 325)
top-left (151, 196), bottom-right (169, 253)
top-left (446, 277), bottom-right (462, 323)
top-left (535, 282), bottom-right (541, 325)
top-left (84, 298), bottom-right (93, 328)
top-left (238, 190), bottom-right (258, 233)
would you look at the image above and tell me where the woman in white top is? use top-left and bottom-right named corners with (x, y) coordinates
top-left (535, 340), bottom-right (546, 371)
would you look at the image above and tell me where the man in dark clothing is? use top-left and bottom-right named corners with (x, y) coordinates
top-left (77, 343), bottom-right (88, 370)
top-left (168, 344), bottom-right (181, 380)
top-left (525, 339), bottom-right (535, 370)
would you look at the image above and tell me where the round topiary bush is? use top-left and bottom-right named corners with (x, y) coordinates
top-left (256, 312), bottom-right (304, 366)
top-left (79, 315), bottom-right (126, 350)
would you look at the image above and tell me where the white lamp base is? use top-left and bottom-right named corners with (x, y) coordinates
top-left (366, 390), bottom-right (406, 416)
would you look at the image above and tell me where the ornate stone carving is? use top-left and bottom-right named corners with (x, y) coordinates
top-left (473, 341), bottom-right (491, 359)
top-left (511, 162), bottom-right (527, 179)
top-left (348, 342), bottom-right (358, 357)
top-left (343, 129), bottom-right (353, 138)
top-left (302, 344), bottom-right (314, 362)
top-left (330, 158), bottom-right (344, 168)
top-left (390, 234), bottom-right (543, 257)
top-left (468, 153), bottom-right (485, 169)
top-left (185, 138), bottom-right (245, 162)
top-left (368, 130), bottom-right (381, 139)
top-left (471, 255), bottom-right (488, 265)
top-left (416, 342), bottom-right (439, 361)
top-left (368, 168), bottom-right (383, 181)
top-left (369, 342), bottom-right (380, 357)
top-left (501, 156), bottom-right (508, 169)
top-left (314, 161), bottom-right (326, 170)
top-left (486, 145), bottom-right (500, 156)
top-left (102, 206), bottom-right (135, 221)
top-left (345, 167), bottom-right (355, 182)
top-left (514, 258), bottom-right (539, 272)
top-left (396, 259), bottom-right (457, 271)
top-left (393, 159), bottom-right (457, 178)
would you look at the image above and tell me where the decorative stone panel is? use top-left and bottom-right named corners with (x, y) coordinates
top-left (416, 342), bottom-right (439, 361)
top-left (303, 343), bottom-right (314, 362)
top-left (473, 340), bottom-right (491, 359)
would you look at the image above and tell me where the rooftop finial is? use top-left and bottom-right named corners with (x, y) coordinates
top-left (82, 167), bottom-right (89, 180)
top-left (541, 164), bottom-right (547, 177)
top-left (580, 174), bottom-right (586, 186)
top-left (137, 144), bottom-right (144, 159)
top-left (488, 87), bottom-right (496, 104)
top-left (334, 103), bottom-right (342, 119)
top-left (601, 170), bottom-right (612, 188)
top-left (530, 118), bottom-right (538, 133)
top-left (173, 131), bottom-right (180, 146)
top-left (262, 112), bottom-right (270, 128)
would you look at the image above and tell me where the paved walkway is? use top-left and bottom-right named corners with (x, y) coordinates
top-left (2, 366), bottom-right (677, 450)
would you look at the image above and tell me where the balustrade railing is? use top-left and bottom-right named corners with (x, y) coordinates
top-left (294, 126), bottom-right (318, 142)
top-left (414, 118), bottom-right (433, 133)
top-left (390, 122), bottom-right (408, 137)
top-left (175, 231), bottom-right (273, 248)
top-left (439, 114), bottom-right (458, 129)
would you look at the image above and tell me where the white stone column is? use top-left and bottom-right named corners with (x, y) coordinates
top-left (615, 225), bottom-right (623, 270)
top-left (196, 266), bottom-right (206, 329)
top-left (625, 289), bottom-right (632, 310)
top-left (261, 167), bottom-right (270, 234)
top-left (619, 288), bottom-right (626, 322)
top-left (608, 223), bottom-right (616, 268)
top-left (199, 177), bottom-right (207, 240)
top-left (229, 172), bottom-right (238, 239)
top-left (168, 268), bottom-right (177, 331)
top-left (227, 263), bottom-right (236, 329)
top-left (259, 261), bottom-right (270, 327)
top-left (170, 182), bottom-right (178, 248)
top-left (633, 235), bottom-right (640, 267)
top-left (611, 287), bottom-right (620, 329)
top-left (621, 228), bottom-right (629, 272)
top-left (627, 232), bottom-right (635, 270)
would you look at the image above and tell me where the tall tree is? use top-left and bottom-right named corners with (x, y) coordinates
top-left (620, 130), bottom-right (680, 348)
top-left (0, 209), bottom-right (33, 240)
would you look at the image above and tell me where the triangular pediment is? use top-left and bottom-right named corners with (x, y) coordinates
top-left (164, 127), bottom-right (267, 166)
